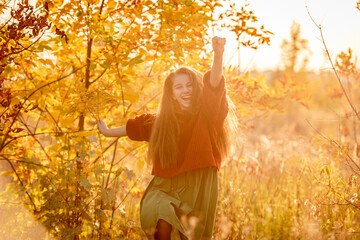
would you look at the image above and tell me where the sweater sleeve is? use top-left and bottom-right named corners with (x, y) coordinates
top-left (126, 113), bottom-right (155, 141)
top-left (201, 70), bottom-right (229, 126)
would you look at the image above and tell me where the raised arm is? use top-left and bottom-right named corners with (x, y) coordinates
top-left (97, 120), bottom-right (127, 138)
top-left (210, 36), bottom-right (226, 88)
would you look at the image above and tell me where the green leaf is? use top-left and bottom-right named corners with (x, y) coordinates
top-left (100, 61), bottom-right (111, 69)
top-left (5, 65), bottom-right (11, 73)
top-left (95, 209), bottom-right (107, 221)
top-left (100, 188), bottom-right (115, 204)
top-left (103, 36), bottom-right (113, 43)
top-left (79, 177), bottom-right (93, 190)
top-left (89, 64), bottom-right (97, 70)
top-left (320, 165), bottom-right (331, 176)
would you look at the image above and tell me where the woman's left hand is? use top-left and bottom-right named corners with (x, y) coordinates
top-left (212, 36), bottom-right (226, 54)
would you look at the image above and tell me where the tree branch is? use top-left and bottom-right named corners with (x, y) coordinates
top-left (0, 65), bottom-right (86, 151)
top-left (1, 155), bottom-right (37, 212)
top-left (306, 5), bottom-right (360, 121)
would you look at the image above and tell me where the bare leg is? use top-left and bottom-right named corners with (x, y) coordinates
top-left (154, 219), bottom-right (172, 240)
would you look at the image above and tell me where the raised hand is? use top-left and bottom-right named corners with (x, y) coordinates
top-left (212, 36), bottom-right (226, 54)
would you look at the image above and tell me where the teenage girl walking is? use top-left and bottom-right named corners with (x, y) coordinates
top-left (97, 36), bottom-right (229, 240)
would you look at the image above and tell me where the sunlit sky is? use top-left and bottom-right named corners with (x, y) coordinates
top-left (217, 0), bottom-right (360, 73)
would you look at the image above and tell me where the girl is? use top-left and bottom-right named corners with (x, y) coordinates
top-left (97, 36), bottom-right (229, 240)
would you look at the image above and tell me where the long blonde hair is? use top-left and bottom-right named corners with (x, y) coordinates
top-left (148, 67), bottom-right (232, 168)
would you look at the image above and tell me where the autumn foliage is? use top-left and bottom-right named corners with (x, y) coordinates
top-left (0, 0), bottom-right (359, 239)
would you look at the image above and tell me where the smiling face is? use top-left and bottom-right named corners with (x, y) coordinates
top-left (172, 73), bottom-right (193, 111)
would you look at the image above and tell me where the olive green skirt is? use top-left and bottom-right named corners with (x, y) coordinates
top-left (140, 167), bottom-right (218, 240)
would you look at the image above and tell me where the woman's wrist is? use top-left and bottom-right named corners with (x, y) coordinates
top-left (101, 128), bottom-right (110, 137)
top-left (214, 50), bottom-right (224, 57)
top-left (213, 51), bottom-right (224, 67)
top-left (101, 126), bottom-right (127, 138)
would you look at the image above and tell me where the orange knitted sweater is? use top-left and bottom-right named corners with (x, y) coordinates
top-left (126, 71), bottom-right (228, 177)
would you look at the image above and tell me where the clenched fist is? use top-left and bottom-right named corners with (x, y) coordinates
top-left (212, 36), bottom-right (226, 54)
